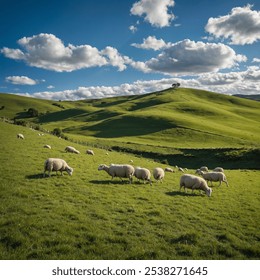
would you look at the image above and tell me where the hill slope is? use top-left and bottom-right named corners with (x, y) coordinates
top-left (1, 88), bottom-right (260, 151)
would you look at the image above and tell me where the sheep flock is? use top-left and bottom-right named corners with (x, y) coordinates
top-left (15, 132), bottom-right (231, 198)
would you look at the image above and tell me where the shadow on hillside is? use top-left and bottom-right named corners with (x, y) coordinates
top-left (165, 191), bottom-right (201, 197)
top-left (38, 108), bottom-right (87, 123)
top-left (83, 115), bottom-right (176, 138)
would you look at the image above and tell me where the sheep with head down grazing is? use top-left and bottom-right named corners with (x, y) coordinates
top-left (98, 164), bottom-right (135, 183)
top-left (17, 133), bottom-right (24, 139)
top-left (65, 146), bottom-right (80, 154)
top-left (134, 167), bottom-right (152, 185)
top-left (153, 167), bottom-right (165, 182)
top-left (198, 170), bottom-right (229, 187)
top-left (180, 174), bottom-right (212, 197)
top-left (43, 158), bottom-right (73, 177)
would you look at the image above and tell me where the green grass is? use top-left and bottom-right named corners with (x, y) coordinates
top-left (0, 121), bottom-right (259, 260)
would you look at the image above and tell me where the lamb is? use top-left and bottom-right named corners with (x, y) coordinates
top-left (199, 171), bottom-right (229, 187)
top-left (86, 149), bottom-right (94, 155)
top-left (44, 144), bottom-right (51, 149)
top-left (43, 158), bottom-right (73, 177)
top-left (180, 174), bottom-right (212, 197)
top-left (134, 167), bottom-right (152, 185)
top-left (65, 146), bottom-right (80, 154)
top-left (153, 167), bottom-right (165, 182)
top-left (17, 133), bottom-right (24, 139)
top-left (98, 164), bottom-right (135, 183)
top-left (213, 167), bottom-right (224, 173)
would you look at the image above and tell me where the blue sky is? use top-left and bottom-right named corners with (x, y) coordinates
top-left (1, 0), bottom-right (259, 100)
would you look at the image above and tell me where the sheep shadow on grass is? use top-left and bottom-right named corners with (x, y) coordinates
top-left (89, 180), bottom-right (132, 185)
top-left (165, 191), bottom-right (204, 197)
top-left (25, 173), bottom-right (45, 179)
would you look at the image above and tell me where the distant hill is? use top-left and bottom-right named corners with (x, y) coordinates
top-left (1, 88), bottom-right (260, 152)
top-left (233, 94), bottom-right (260, 101)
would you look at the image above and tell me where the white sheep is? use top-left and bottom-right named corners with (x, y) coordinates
top-left (153, 167), bottom-right (165, 182)
top-left (17, 133), bottom-right (24, 139)
top-left (165, 167), bottom-right (175, 173)
top-left (180, 174), bottom-right (212, 197)
top-left (43, 144), bottom-right (51, 149)
top-left (98, 164), bottom-right (135, 183)
top-left (134, 167), bottom-right (152, 185)
top-left (43, 158), bottom-right (73, 177)
top-left (178, 167), bottom-right (185, 173)
top-left (86, 149), bottom-right (94, 155)
top-left (213, 167), bottom-right (224, 173)
top-left (199, 171), bottom-right (229, 187)
top-left (65, 146), bottom-right (80, 154)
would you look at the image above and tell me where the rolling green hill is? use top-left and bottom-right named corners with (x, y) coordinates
top-left (1, 88), bottom-right (259, 169)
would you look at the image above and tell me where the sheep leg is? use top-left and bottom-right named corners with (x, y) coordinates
top-left (218, 181), bottom-right (222, 187)
top-left (224, 180), bottom-right (229, 187)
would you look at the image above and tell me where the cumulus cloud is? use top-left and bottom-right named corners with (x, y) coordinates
top-left (15, 66), bottom-right (260, 101)
top-left (101, 47), bottom-right (131, 71)
top-left (205, 5), bottom-right (260, 45)
top-left (1, 33), bottom-right (131, 72)
top-left (252, 58), bottom-right (260, 63)
top-left (5, 76), bottom-right (39, 85)
top-left (130, 0), bottom-right (175, 28)
top-left (144, 39), bottom-right (247, 75)
top-left (131, 36), bottom-right (169, 50)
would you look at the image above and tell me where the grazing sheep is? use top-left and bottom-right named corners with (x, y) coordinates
top-left (165, 167), bottom-right (175, 173)
top-left (65, 146), bottom-right (80, 154)
top-left (134, 167), bottom-right (152, 185)
top-left (86, 149), bottom-right (94, 155)
top-left (199, 171), bottom-right (229, 187)
top-left (43, 144), bottom-right (51, 149)
top-left (178, 167), bottom-right (185, 173)
top-left (17, 133), bottom-right (24, 139)
top-left (213, 167), bottom-right (224, 173)
top-left (98, 164), bottom-right (135, 183)
top-left (153, 167), bottom-right (165, 182)
top-left (180, 174), bottom-right (212, 197)
top-left (43, 158), bottom-right (73, 177)
top-left (195, 166), bottom-right (209, 174)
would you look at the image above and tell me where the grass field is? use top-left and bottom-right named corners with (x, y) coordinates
top-left (0, 121), bottom-right (259, 260)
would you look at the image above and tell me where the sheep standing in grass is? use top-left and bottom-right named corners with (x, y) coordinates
top-left (98, 164), bottom-right (135, 183)
top-left (17, 133), bottom-right (24, 139)
top-left (180, 174), bottom-right (212, 197)
top-left (134, 167), bottom-right (152, 185)
top-left (65, 146), bottom-right (80, 154)
top-left (44, 144), bottom-right (51, 149)
top-left (153, 167), bottom-right (165, 182)
top-left (86, 149), bottom-right (94, 155)
top-left (199, 171), bottom-right (229, 187)
top-left (43, 158), bottom-right (73, 177)
top-left (213, 167), bottom-right (224, 173)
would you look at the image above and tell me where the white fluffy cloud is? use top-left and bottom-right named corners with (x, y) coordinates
top-left (205, 5), bottom-right (260, 45)
top-left (1, 33), bottom-right (131, 72)
top-left (131, 36), bottom-right (169, 50)
top-left (144, 39), bottom-right (247, 75)
top-left (16, 66), bottom-right (260, 101)
top-left (5, 76), bottom-right (39, 85)
top-left (130, 0), bottom-right (175, 28)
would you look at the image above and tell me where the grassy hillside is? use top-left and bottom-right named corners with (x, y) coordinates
top-left (1, 89), bottom-right (260, 151)
top-left (0, 121), bottom-right (259, 260)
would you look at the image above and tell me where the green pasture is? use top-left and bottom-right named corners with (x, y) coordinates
top-left (0, 121), bottom-right (259, 260)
